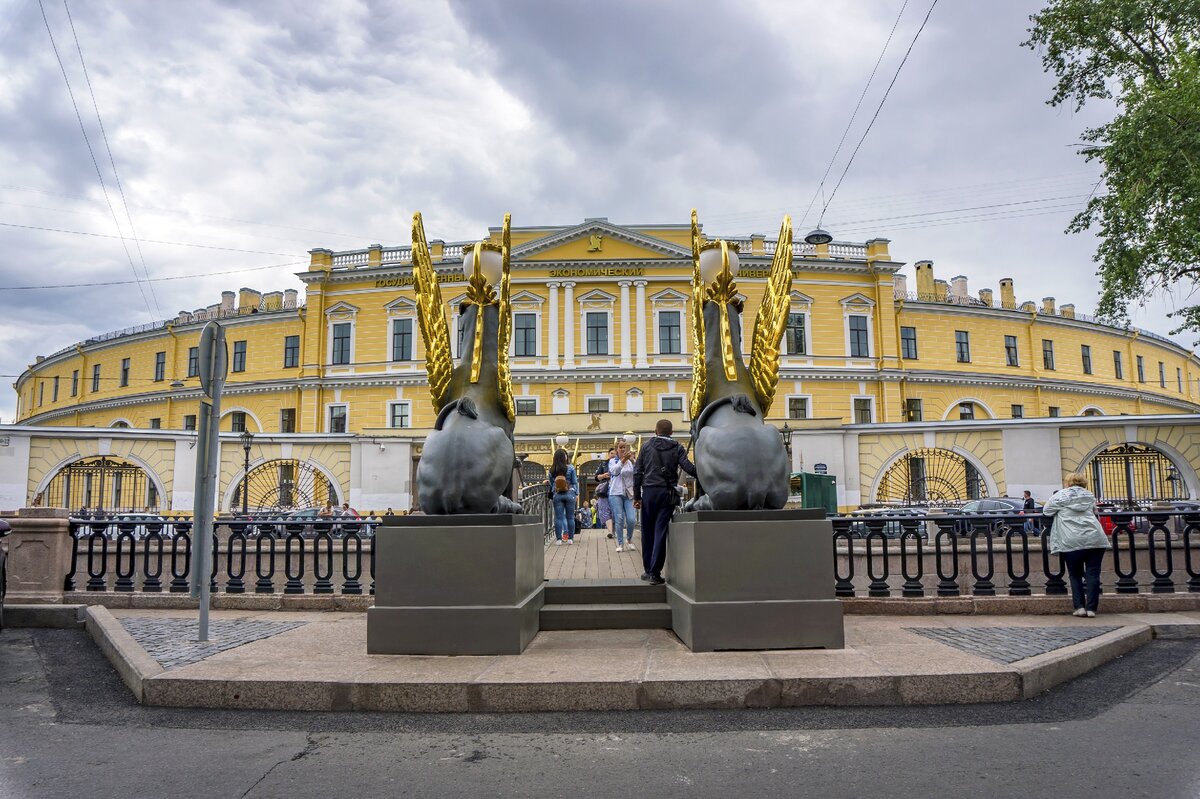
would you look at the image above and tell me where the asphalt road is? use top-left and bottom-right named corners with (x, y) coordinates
top-left (2, 627), bottom-right (1199, 798)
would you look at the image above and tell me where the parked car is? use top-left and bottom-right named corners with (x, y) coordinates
top-left (0, 518), bottom-right (11, 632)
top-left (954, 497), bottom-right (1036, 536)
top-left (75, 512), bottom-right (168, 540)
top-left (846, 507), bottom-right (928, 540)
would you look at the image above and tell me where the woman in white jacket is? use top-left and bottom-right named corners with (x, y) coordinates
top-left (1043, 472), bottom-right (1111, 617)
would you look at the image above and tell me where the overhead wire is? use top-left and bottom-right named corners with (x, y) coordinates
top-left (0, 259), bottom-right (309, 291)
top-left (0, 220), bottom-right (301, 256)
top-left (36, 0), bottom-right (155, 319)
top-left (62, 0), bottom-right (162, 318)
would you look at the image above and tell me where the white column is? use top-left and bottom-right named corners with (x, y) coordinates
top-left (546, 282), bottom-right (560, 367)
top-left (634, 280), bottom-right (648, 368)
top-left (562, 281), bottom-right (576, 369)
top-left (618, 280), bottom-right (632, 368)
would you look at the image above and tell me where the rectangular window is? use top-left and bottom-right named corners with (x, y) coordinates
top-left (900, 326), bottom-right (918, 360)
top-left (789, 397), bottom-right (809, 420)
top-left (955, 330), bottom-right (971, 363)
top-left (52, 376), bottom-right (59, 402)
top-left (149, 418), bottom-right (161, 429)
top-left (787, 313), bottom-right (808, 356)
top-left (154, 351), bottom-right (166, 382)
top-left (959, 402), bottom-right (975, 420)
top-left (1178, 367), bottom-right (1183, 392)
top-left (515, 399), bottom-right (537, 416)
top-left (853, 397), bottom-right (873, 424)
top-left (848, 315), bottom-right (869, 358)
top-left (905, 398), bottom-right (923, 422)
top-left (1159, 361), bottom-right (1166, 387)
top-left (38, 382), bottom-right (43, 406)
top-left (71, 370), bottom-right (78, 396)
top-left (331, 323), bottom-right (351, 365)
top-left (1048, 406), bottom-right (1060, 418)
top-left (1042, 339), bottom-right (1055, 370)
top-left (389, 402), bottom-right (411, 429)
top-left (92, 364), bottom-right (101, 392)
top-left (280, 408), bottom-right (296, 433)
top-left (328, 405), bottom-right (347, 433)
top-left (587, 397), bottom-right (610, 413)
top-left (1081, 345), bottom-right (1092, 375)
top-left (513, 313), bottom-right (536, 357)
top-left (586, 312), bottom-right (608, 355)
top-left (183, 414), bottom-right (197, 431)
top-left (283, 335), bottom-right (300, 368)
top-left (658, 311), bottom-right (682, 354)
top-left (1113, 351), bottom-right (1123, 379)
top-left (230, 411), bottom-right (246, 433)
top-left (1004, 335), bottom-right (1019, 367)
top-left (120, 358), bottom-right (130, 387)
top-left (188, 347), bottom-right (199, 378)
top-left (232, 340), bottom-right (247, 372)
top-left (661, 396), bottom-right (684, 413)
top-left (1137, 355), bottom-right (1145, 382)
top-left (392, 319), bottom-right (414, 361)
top-left (1011, 404), bottom-right (1024, 418)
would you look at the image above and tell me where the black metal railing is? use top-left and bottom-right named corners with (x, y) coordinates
top-left (519, 486), bottom-right (556, 544)
top-left (829, 508), bottom-right (1200, 598)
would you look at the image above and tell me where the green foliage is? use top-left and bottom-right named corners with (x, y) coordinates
top-left (1023, 1), bottom-right (1200, 337)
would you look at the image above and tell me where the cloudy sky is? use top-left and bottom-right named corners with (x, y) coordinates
top-left (0, 0), bottom-right (1185, 421)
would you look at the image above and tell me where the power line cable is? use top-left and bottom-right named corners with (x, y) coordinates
top-left (0, 219), bottom-right (301, 256)
top-left (798, 0), bottom-right (911, 230)
top-left (36, 0), bottom-right (154, 319)
top-left (816, 0), bottom-right (940, 228)
top-left (62, 0), bottom-right (162, 318)
top-left (0, 259), bottom-right (308, 291)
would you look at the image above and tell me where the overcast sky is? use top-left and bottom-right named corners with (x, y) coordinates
top-left (0, 0), bottom-right (1186, 422)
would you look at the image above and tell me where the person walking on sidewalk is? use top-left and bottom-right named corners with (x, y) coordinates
top-left (633, 419), bottom-right (696, 585)
top-left (1043, 472), bottom-right (1110, 617)
top-left (595, 448), bottom-right (614, 538)
top-left (549, 448), bottom-right (578, 546)
top-left (608, 440), bottom-right (638, 553)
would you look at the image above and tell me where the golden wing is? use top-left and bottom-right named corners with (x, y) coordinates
top-left (412, 212), bottom-right (453, 410)
top-left (688, 209), bottom-right (707, 419)
top-left (496, 213), bottom-right (515, 422)
top-left (748, 215), bottom-right (794, 413)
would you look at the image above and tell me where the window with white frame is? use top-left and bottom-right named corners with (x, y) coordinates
top-left (514, 313), bottom-right (537, 356)
top-left (328, 404), bottom-right (348, 433)
top-left (392, 318), bottom-right (413, 361)
top-left (788, 396), bottom-right (809, 419)
top-left (658, 311), bottom-right (682, 354)
top-left (586, 312), bottom-right (609, 355)
top-left (852, 397), bottom-right (873, 424)
top-left (660, 395), bottom-right (684, 413)
top-left (786, 312), bottom-right (807, 355)
top-left (388, 401), bottom-right (411, 429)
top-left (840, 294), bottom-right (875, 359)
top-left (326, 302), bottom-right (358, 366)
top-left (331, 323), bottom-right (352, 365)
top-left (587, 396), bottom-right (610, 413)
top-left (230, 411), bottom-right (246, 432)
top-left (849, 316), bottom-right (870, 357)
top-left (515, 398), bottom-right (538, 416)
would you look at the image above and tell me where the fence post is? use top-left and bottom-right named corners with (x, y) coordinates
top-left (3, 507), bottom-right (73, 604)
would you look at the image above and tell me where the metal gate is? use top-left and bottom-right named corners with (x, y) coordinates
top-left (42, 457), bottom-right (157, 512)
top-left (231, 459), bottom-right (339, 512)
top-left (1089, 443), bottom-right (1183, 506)
top-left (876, 448), bottom-right (984, 506)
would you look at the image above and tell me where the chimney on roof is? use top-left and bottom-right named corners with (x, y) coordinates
top-left (1043, 296), bottom-right (1056, 315)
top-left (1061, 303), bottom-right (1076, 318)
top-left (1019, 300), bottom-right (1037, 313)
top-left (261, 291), bottom-right (283, 312)
top-left (950, 275), bottom-right (969, 299)
top-left (999, 278), bottom-right (1015, 310)
top-left (238, 288), bottom-right (262, 315)
top-left (934, 279), bottom-right (949, 299)
top-left (915, 260), bottom-right (935, 300)
top-left (979, 288), bottom-right (994, 307)
top-left (893, 274), bottom-right (908, 299)
top-left (220, 291), bottom-right (235, 315)
top-left (283, 289), bottom-right (298, 309)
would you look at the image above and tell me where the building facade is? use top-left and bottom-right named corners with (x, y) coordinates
top-left (8, 218), bottom-right (1200, 512)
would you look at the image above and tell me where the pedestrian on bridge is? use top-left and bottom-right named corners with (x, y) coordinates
top-left (1043, 472), bottom-right (1110, 618)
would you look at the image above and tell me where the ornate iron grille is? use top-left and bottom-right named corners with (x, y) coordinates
top-left (1089, 444), bottom-right (1183, 506)
top-left (519, 458), bottom-right (547, 488)
top-left (42, 457), bottom-right (156, 512)
top-left (231, 459), bottom-right (339, 512)
top-left (876, 448), bottom-right (985, 506)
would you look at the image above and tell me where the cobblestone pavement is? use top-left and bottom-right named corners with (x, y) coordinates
top-left (906, 625), bottom-right (1121, 664)
top-left (119, 617), bottom-right (306, 669)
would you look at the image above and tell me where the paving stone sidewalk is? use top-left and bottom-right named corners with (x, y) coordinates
top-left (119, 617), bottom-right (306, 670)
top-left (907, 625), bottom-right (1122, 664)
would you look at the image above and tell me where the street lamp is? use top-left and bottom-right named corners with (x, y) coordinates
top-left (780, 421), bottom-right (793, 457)
top-left (239, 429), bottom-right (254, 516)
top-left (804, 227), bottom-right (833, 246)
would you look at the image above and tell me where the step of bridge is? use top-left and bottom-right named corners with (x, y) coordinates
top-left (543, 579), bottom-right (666, 605)
top-left (540, 579), bottom-right (671, 630)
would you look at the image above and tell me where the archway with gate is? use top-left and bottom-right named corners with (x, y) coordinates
top-left (1086, 443), bottom-right (1188, 506)
top-left (40, 456), bottom-right (163, 512)
top-left (226, 458), bottom-right (341, 512)
top-left (873, 448), bottom-right (988, 506)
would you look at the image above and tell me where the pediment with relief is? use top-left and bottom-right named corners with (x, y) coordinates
top-left (512, 220), bottom-right (691, 262)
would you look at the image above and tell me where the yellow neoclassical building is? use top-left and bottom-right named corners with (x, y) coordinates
top-left (13, 217), bottom-right (1200, 438)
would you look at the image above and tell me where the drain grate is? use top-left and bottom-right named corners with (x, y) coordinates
top-left (906, 625), bottom-right (1121, 664)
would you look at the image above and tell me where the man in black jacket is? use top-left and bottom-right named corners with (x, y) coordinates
top-left (633, 419), bottom-right (697, 585)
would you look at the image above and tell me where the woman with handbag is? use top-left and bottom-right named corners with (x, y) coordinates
top-left (549, 448), bottom-right (578, 546)
top-left (1043, 472), bottom-right (1111, 617)
top-left (608, 440), bottom-right (638, 553)
top-left (594, 448), bottom-right (614, 538)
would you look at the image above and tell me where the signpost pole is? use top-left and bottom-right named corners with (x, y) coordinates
top-left (189, 322), bottom-right (226, 642)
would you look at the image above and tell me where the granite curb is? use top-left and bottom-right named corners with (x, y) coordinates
top-left (84, 605), bottom-right (164, 701)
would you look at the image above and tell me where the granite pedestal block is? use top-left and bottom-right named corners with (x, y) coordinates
top-left (667, 509), bottom-right (845, 652)
top-left (367, 514), bottom-right (544, 655)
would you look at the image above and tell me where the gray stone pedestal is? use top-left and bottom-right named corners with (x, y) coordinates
top-left (667, 509), bottom-right (845, 652)
top-left (367, 514), bottom-right (544, 655)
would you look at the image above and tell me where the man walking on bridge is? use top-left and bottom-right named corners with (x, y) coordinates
top-left (633, 419), bottom-right (696, 586)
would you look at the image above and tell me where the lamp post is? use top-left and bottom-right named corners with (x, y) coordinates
top-left (780, 421), bottom-right (793, 457)
top-left (239, 429), bottom-right (254, 516)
